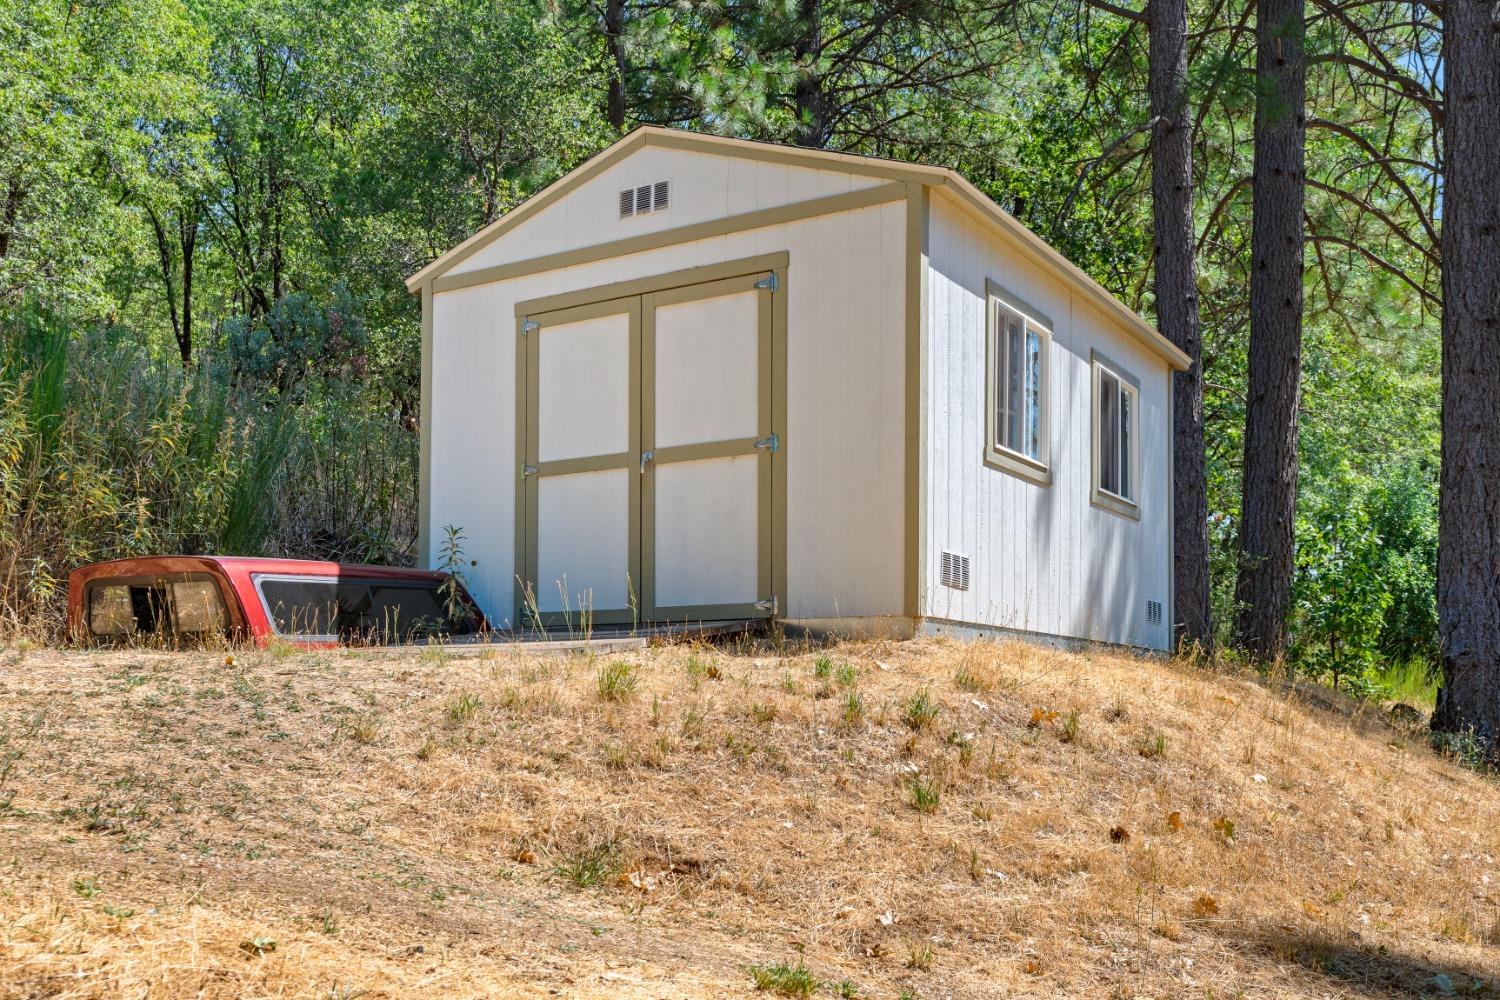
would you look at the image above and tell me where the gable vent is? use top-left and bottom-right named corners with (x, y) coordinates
top-left (940, 551), bottom-right (970, 591)
top-left (1147, 599), bottom-right (1163, 626)
top-left (620, 180), bottom-right (670, 219)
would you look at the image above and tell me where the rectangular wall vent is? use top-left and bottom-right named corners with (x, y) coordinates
top-left (619, 180), bottom-right (670, 218)
top-left (1147, 599), bottom-right (1163, 626)
top-left (940, 551), bottom-right (970, 591)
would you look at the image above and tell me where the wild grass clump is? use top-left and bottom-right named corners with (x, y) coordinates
top-left (445, 692), bottom-right (481, 726)
top-left (902, 689), bottom-right (940, 731)
top-left (747, 959), bottom-right (819, 997)
top-left (909, 776), bottom-right (941, 814)
top-left (597, 661), bottom-right (638, 701)
top-left (553, 842), bottom-right (619, 888)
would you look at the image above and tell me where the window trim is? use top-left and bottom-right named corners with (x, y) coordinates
top-left (1091, 350), bottom-right (1142, 519)
top-left (983, 279), bottom-right (1052, 486)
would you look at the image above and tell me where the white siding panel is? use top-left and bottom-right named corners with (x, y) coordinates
top-left (428, 285), bottom-right (514, 622)
top-left (449, 146), bottom-right (881, 277)
top-left (923, 193), bottom-right (1172, 650)
top-left (427, 191), bottom-right (907, 624)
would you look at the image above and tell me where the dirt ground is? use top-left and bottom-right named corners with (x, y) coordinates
top-left (2, 635), bottom-right (1498, 998)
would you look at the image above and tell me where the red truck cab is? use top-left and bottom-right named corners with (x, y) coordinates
top-left (67, 556), bottom-right (485, 647)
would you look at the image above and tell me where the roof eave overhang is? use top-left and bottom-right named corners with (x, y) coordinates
top-left (406, 126), bottom-right (1190, 373)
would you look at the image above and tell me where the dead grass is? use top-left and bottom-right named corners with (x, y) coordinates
top-left (1, 637), bottom-right (1498, 997)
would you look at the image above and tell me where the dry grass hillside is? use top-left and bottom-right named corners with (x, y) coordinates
top-left (1, 635), bottom-right (1497, 999)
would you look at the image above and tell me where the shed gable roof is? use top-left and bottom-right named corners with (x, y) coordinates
top-left (407, 126), bottom-right (1189, 371)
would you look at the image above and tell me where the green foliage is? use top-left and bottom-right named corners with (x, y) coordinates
top-left (746, 959), bottom-right (819, 997)
top-left (0, 303), bottom-right (414, 628)
top-left (1293, 496), bottom-right (1393, 688)
top-left (222, 286), bottom-right (370, 394)
top-left (597, 661), bottom-right (638, 702)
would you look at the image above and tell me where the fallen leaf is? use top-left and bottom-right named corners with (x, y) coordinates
top-left (1191, 895), bottom-right (1219, 917)
top-left (626, 870), bottom-right (659, 893)
top-left (1029, 708), bottom-right (1060, 728)
top-left (1110, 825), bottom-right (1131, 844)
top-left (1212, 817), bottom-right (1236, 840)
top-left (1166, 811), bottom-right (1185, 832)
top-left (512, 848), bottom-right (536, 864)
top-left (1022, 958), bottom-right (1044, 975)
top-left (239, 935), bottom-right (276, 956)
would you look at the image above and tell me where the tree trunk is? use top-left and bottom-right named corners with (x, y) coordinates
top-left (1235, 0), bottom-right (1306, 661)
top-left (146, 206), bottom-right (184, 361)
top-left (604, 0), bottom-right (628, 132)
top-left (1432, 0), bottom-right (1500, 748)
top-left (0, 181), bottom-right (24, 260)
top-left (792, 0), bottom-right (826, 147)
top-left (179, 206), bottom-right (198, 369)
top-left (1148, 0), bottom-right (1212, 652)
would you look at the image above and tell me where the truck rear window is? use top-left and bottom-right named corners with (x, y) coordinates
top-left (87, 576), bottom-right (229, 641)
top-left (255, 577), bottom-right (477, 641)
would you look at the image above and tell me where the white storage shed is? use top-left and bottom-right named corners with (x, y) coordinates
top-left (407, 127), bottom-right (1190, 650)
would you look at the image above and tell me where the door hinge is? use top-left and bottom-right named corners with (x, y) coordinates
top-left (755, 596), bottom-right (779, 614)
top-left (754, 273), bottom-right (778, 291)
top-left (521, 318), bottom-right (539, 335)
top-left (521, 462), bottom-right (538, 478)
top-left (754, 432), bottom-right (780, 453)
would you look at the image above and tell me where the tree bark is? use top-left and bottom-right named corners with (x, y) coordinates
top-left (604, 0), bottom-right (628, 132)
top-left (145, 206), bottom-right (183, 360)
top-left (179, 205), bottom-right (198, 369)
top-left (792, 0), bottom-right (826, 147)
top-left (0, 181), bottom-right (24, 260)
top-left (1235, 0), bottom-right (1306, 661)
top-left (1432, 0), bottom-right (1500, 747)
top-left (1148, 0), bottom-right (1212, 651)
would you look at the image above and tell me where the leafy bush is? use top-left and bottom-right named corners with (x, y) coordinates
top-left (0, 303), bottom-right (416, 633)
top-left (221, 285), bottom-right (370, 395)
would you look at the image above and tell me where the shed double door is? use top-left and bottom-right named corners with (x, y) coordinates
top-left (518, 268), bottom-right (780, 627)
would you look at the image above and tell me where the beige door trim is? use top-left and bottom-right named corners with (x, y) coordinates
top-left (640, 270), bottom-right (779, 622)
top-left (515, 258), bottom-right (786, 628)
top-left (516, 296), bottom-right (643, 629)
top-left (515, 253), bottom-right (789, 319)
top-left (417, 281), bottom-right (434, 567)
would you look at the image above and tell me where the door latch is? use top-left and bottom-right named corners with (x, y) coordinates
top-left (640, 450), bottom-right (654, 474)
top-left (753, 433), bottom-right (780, 453)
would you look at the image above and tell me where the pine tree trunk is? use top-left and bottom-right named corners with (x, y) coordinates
top-left (792, 0), bottom-right (826, 148)
top-left (1235, 0), bottom-right (1306, 661)
top-left (604, 0), bottom-right (627, 132)
top-left (1148, 0), bottom-right (1212, 651)
top-left (1433, 0), bottom-right (1500, 747)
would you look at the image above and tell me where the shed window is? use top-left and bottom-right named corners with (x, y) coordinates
top-left (1092, 355), bottom-right (1141, 515)
top-left (984, 286), bottom-right (1050, 484)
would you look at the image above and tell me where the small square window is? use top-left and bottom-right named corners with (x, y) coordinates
top-left (1092, 353), bottom-right (1141, 517)
top-left (984, 282), bottom-right (1051, 485)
